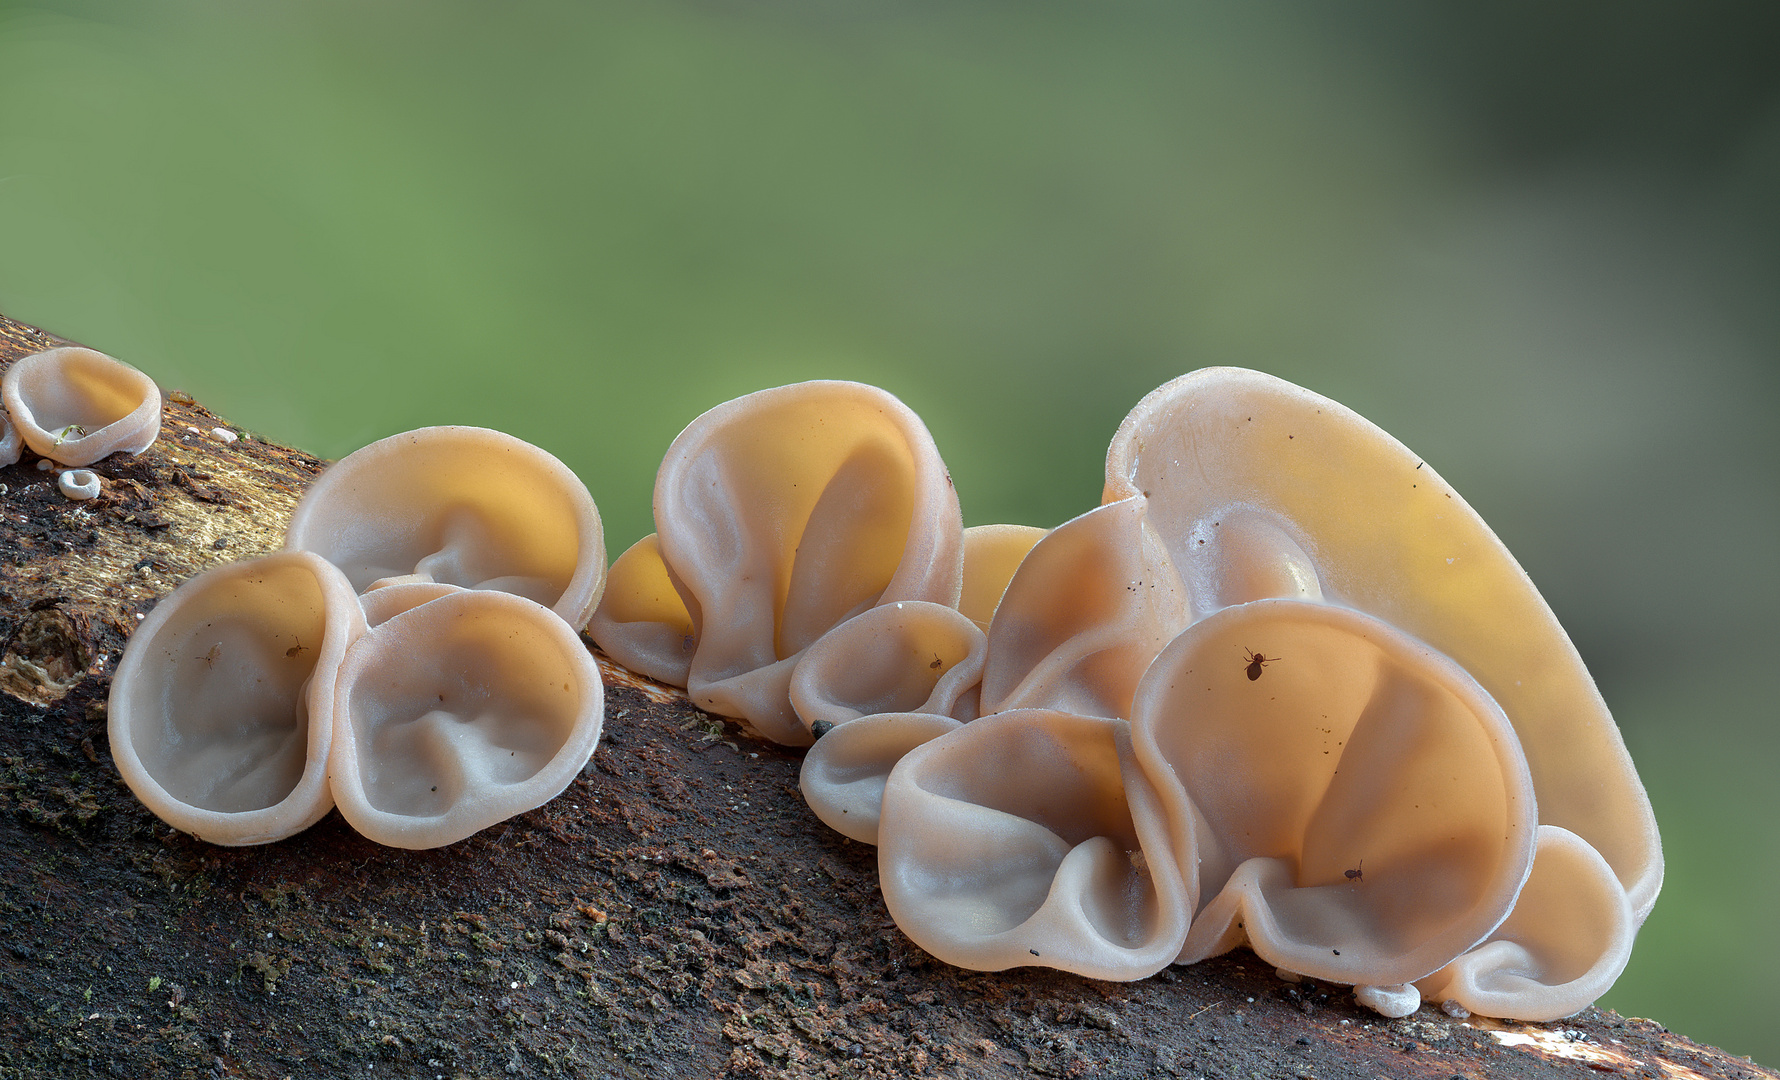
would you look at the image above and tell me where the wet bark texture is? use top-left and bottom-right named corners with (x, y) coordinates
top-left (0, 310), bottom-right (1769, 1080)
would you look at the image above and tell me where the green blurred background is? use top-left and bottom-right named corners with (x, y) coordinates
top-left (1, 0), bottom-right (1775, 1062)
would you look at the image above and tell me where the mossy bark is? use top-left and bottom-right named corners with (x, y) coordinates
top-left (0, 310), bottom-right (1767, 1080)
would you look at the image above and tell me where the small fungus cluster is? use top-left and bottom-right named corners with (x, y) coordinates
top-left (0, 345), bottom-right (162, 496)
top-left (109, 426), bottom-right (607, 849)
top-left (590, 370), bottom-right (1661, 1022)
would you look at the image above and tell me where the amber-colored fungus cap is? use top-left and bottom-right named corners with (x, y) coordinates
top-left (1102, 368), bottom-right (1661, 922)
top-left (978, 499), bottom-right (1189, 721)
top-left (285, 426), bottom-right (607, 629)
top-left (592, 381), bottom-right (963, 745)
top-left (1129, 599), bottom-right (1538, 988)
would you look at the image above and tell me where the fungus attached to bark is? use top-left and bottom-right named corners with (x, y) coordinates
top-left (57, 468), bottom-right (101, 501)
top-left (876, 707), bottom-right (1192, 979)
top-left (1101, 367), bottom-right (1661, 921)
top-left (328, 588), bottom-right (604, 850)
top-left (1415, 824), bottom-right (1636, 1021)
top-left (838, 366), bottom-right (1658, 1022)
top-left (107, 551), bottom-right (367, 845)
top-left (585, 533), bottom-right (696, 686)
top-left (589, 381), bottom-right (964, 745)
top-left (0, 410), bottom-right (20, 468)
top-left (284, 426), bottom-right (607, 629)
top-left (1, 346), bottom-right (161, 466)
top-left (1127, 599), bottom-right (1538, 989)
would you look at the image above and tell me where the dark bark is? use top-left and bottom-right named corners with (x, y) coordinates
top-left (0, 310), bottom-right (1768, 1080)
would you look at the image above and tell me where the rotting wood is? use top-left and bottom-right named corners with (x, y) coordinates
top-left (0, 309), bottom-right (1770, 1080)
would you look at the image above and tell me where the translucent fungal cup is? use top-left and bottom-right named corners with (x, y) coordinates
top-left (328, 589), bottom-right (604, 849)
top-left (107, 551), bottom-right (367, 845)
top-left (2, 346), bottom-right (162, 466)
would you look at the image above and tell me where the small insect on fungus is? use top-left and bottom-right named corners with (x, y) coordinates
top-left (195, 643), bottom-right (220, 667)
top-left (929, 653), bottom-right (943, 670)
top-left (1345, 860), bottom-right (1364, 883)
top-left (285, 637), bottom-right (308, 659)
top-left (1242, 648), bottom-right (1280, 681)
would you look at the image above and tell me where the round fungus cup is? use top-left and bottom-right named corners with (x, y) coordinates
top-left (1128, 599), bottom-right (1538, 988)
top-left (107, 551), bottom-right (367, 846)
top-left (57, 468), bottom-right (101, 501)
top-left (1101, 367), bottom-right (1661, 921)
top-left (285, 426), bottom-right (607, 629)
top-left (877, 708), bottom-right (1192, 980)
top-left (2, 346), bottom-right (161, 466)
top-left (328, 588), bottom-right (604, 849)
top-left (591, 381), bottom-right (964, 745)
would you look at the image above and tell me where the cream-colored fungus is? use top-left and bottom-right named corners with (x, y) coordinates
top-left (1, 346), bottom-right (161, 466)
top-left (0, 410), bottom-right (20, 467)
top-left (108, 551), bottom-right (367, 846)
top-left (285, 426), bottom-right (607, 629)
top-left (1416, 824), bottom-right (1636, 1021)
top-left (358, 580), bottom-right (464, 627)
top-left (789, 600), bottom-right (986, 733)
top-left (1354, 983), bottom-right (1421, 1019)
top-left (57, 468), bottom-right (101, 501)
top-left (831, 367), bottom-right (1658, 1021)
top-left (585, 533), bottom-right (696, 686)
top-left (877, 708), bottom-right (1192, 979)
top-left (1128, 600), bottom-right (1537, 988)
top-left (977, 498), bottom-right (1190, 721)
top-left (1102, 368), bottom-right (1661, 921)
top-left (799, 711), bottom-right (961, 844)
top-left (959, 524), bottom-right (1047, 630)
top-left (328, 589), bottom-right (604, 850)
top-left (590, 381), bottom-right (964, 745)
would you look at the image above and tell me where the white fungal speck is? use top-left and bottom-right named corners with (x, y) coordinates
top-left (58, 469), bottom-right (101, 501)
top-left (35, 459), bottom-right (52, 471)
top-left (210, 427), bottom-right (239, 444)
